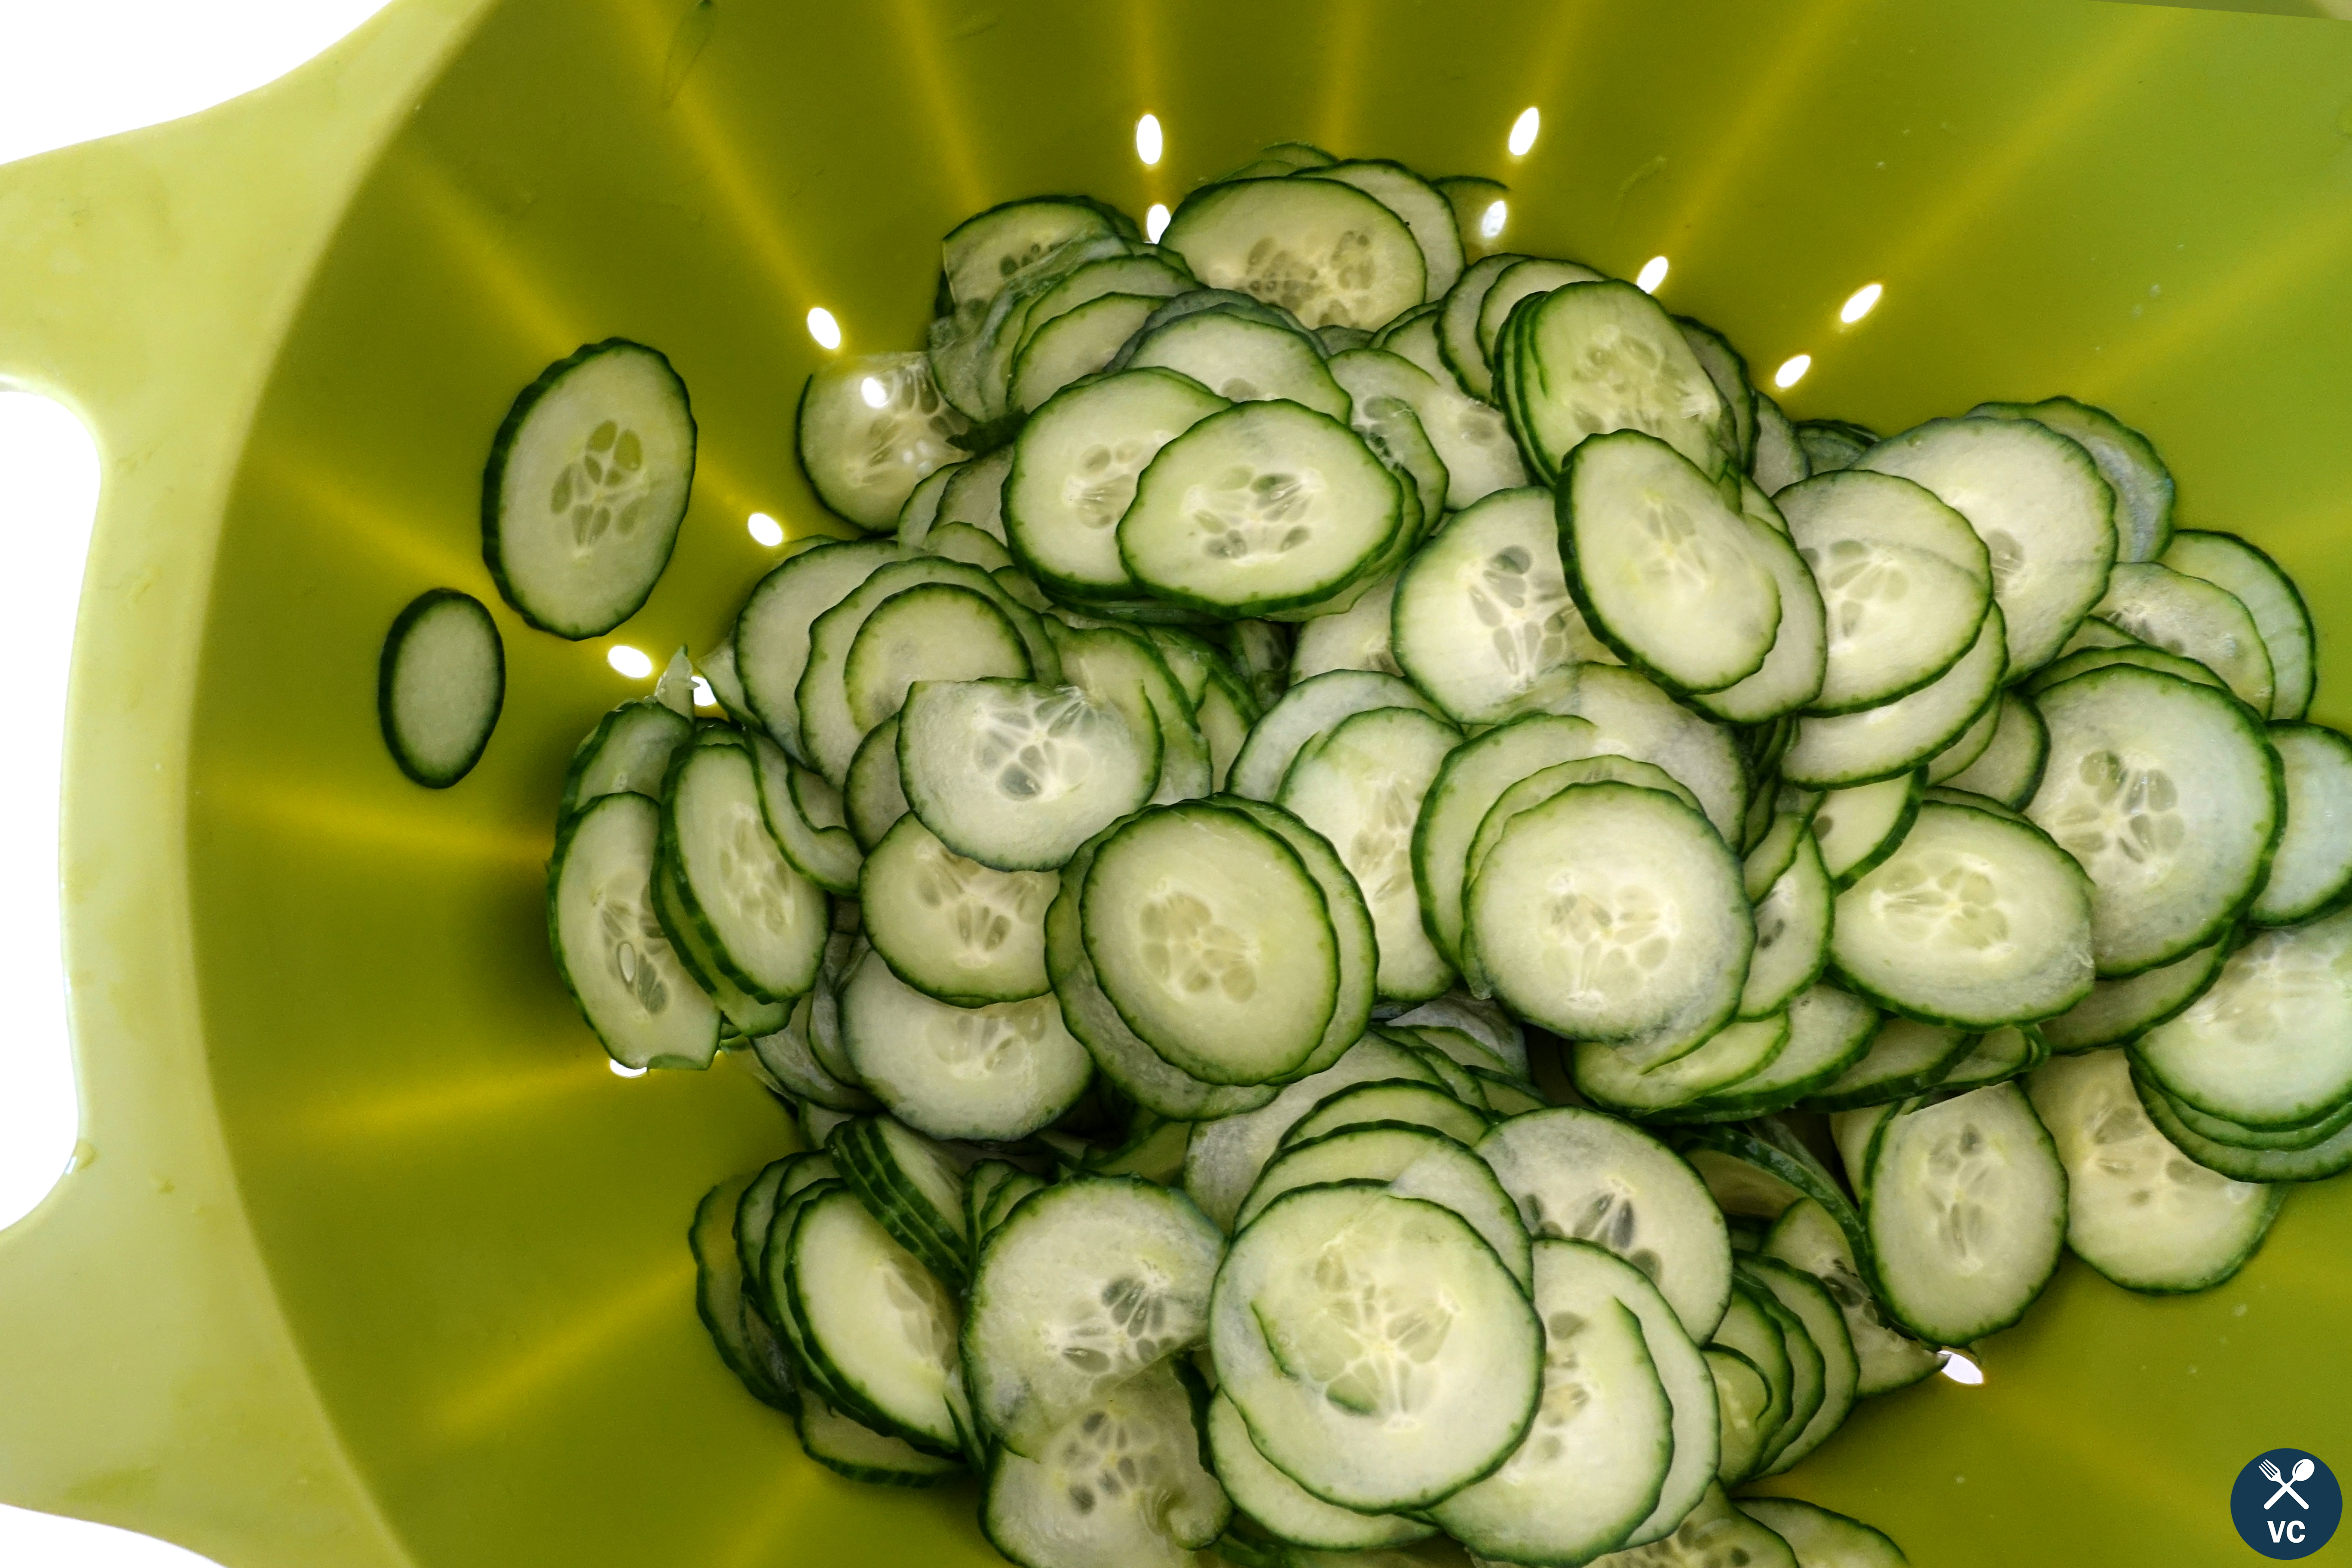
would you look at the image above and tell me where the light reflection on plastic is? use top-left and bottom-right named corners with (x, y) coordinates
top-left (805, 307), bottom-right (842, 350)
top-left (858, 376), bottom-right (889, 409)
top-left (747, 511), bottom-right (785, 547)
top-left (606, 644), bottom-right (655, 680)
top-left (691, 676), bottom-right (717, 709)
top-left (1636, 256), bottom-right (1669, 294)
top-left (1479, 200), bottom-right (1507, 241)
top-left (1840, 283), bottom-right (1884, 325)
top-left (1145, 203), bottom-right (1171, 243)
top-left (608, 1060), bottom-right (648, 1078)
top-left (1940, 1351), bottom-right (1984, 1385)
top-left (1135, 113), bottom-right (1163, 166)
top-left (1509, 107), bottom-right (1541, 156)
top-left (1773, 354), bottom-right (1812, 390)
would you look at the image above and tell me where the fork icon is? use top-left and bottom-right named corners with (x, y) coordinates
top-left (2262, 1457), bottom-right (2315, 1510)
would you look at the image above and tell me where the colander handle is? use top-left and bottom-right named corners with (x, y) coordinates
top-left (0, 4), bottom-right (484, 1564)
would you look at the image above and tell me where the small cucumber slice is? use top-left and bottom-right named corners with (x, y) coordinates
top-left (377, 588), bottom-right (503, 787)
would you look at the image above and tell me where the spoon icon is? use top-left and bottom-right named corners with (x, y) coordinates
top-left (2261, 1456), bottom-right (2315, 1510)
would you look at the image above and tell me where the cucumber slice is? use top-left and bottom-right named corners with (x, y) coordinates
top-left (1678, 316), bottom-right (1759, 470)
top-left (940, 196), bottom-right (1132, 318)
top-left (1377, 304), bottom-right (1451, 382)
top-left (1298, 160), bottom-right (1464, 300)
top-left (1972, 394), bottom-right (2174, 564)
top-left (548, 792), bottom-right (721, 1069)
top-left (1230, 668), bottom-right (1443, 801)
top-left (844, 582), bottom-right (1032, 733)
top-left (1763, 1197), bottom-right (1941, 1397)
top-left (837, 949), bottom-right (1089, 1142)
top-left (691, 1175), bottom-right (795, 1410)
top-left (935, 447), bottom-right (1013, 544)
top-left (1478, 1107), bottom-right (1733, 1342)
top-left (1207, 1390), bottom-right (1435, 1550)
top-left (484, 340), bottom-right (695, 635)
top-left (1941, 692), bottom-right (2048, 808)
top-left (1688, 519), bottom-right (1828, 724)
top-left (844, 714), bottom-right (912, 850)
top-left (2036, 932), bottom-right (2228, 1053)
top-left (1803, 1017), bottom-right (1975, 1114)
top-left (1212, 795), bottom-right (1379, 1076)
top-left (2024, 640), bottom-right (2227, 699)
top-left (1739, 835), bottom-right (1834, 1021)
top-left (1291, 573), bottom-right (1401, 681)
top-left (1182, 1032), bottom-right (1439, 1229)
top-left (826, 1115), bottom-right (971, 1290)
top-left (1780, 606), bottom-right (2007, 790)
top-left (1500, 662), bottom-right (1750, 843)
top-left (559, 697), bottom-right (692, 818)
top-left (1933, 1022), bottom-right (2046, 1093)
top-left (1235, 1123), bottom-right (1530, 1288)
top-left (1468, 782), bottom-right (1752, 1055)
top-left (660, 737), bottom-right (828, 1004)
top-left (798, 1396), bottom-right (962, 1486)
top-left (1429, 1242), bottom-right (1675, 1565)
top-left (1020, 254), bottom-right (1194, 345)
top-left (981, 1358), bottom-right (1227, 1568)
top-left (748, 731), bottom-right (862, 896)
top-left (1050, 622), bottom-right (1211, 804)
top-left (1797, 420), bottom-right (1877, 475)
top-left (1573, 1016), bottom-right (1791, 1118)
top-left (1709, 1347), bottom-right (1773, 1486)
top-left (783, 1185), bottom-right (962, 1454)
top-left (1754, 394), bottom-right (1809, 496)
top-left (965, 1174), bottom-right (1224, 1455)
top-left (1210, 1185), bottom-right (1542, 1512)
top-left (797, 352), bottom-right (965, 531)
top-left (1281, 1078), bottom-right (1490, 1149)
top-left (1613, 1484), bottom-right (1801, 1568)
top-left (1438, 252), bottom-right (1525, 401)
top-left (2026, 665), bottom-right (2282, 976)
top-left (1744, 1258), bottom-right (1857, 1473)
top-left (1125, 309), bottom-right (1350, 418)
top-left (1081, 802), bottom-right (1339, 1084)
top-left (1121, 400), bottom-right (1401, 617)
top-left (2251, 723), bottom-right (2352, 924)
top-left (1687, 984), bottom-right (1878, 1121)
top-left (735, 539), bottom-right (898, 759)
top-left (1925, 692), bottom-right (2001, 786)
top-left (1864, 1084), bottom-right (2067, 1343)
top-left (1004, 368), bottom-right (1228, 598)
top-left (1854, 416), bottom-right (2114, 674)
top-left (1810, 772), bottom-right (1923, 888)
top-left (747, 990), bottom-right (873, 1112)
top-left (1277, 704), bottom-right (1461, 1000)
top-left (898, 679), bottom-right (1158, 871)
top-left (896, 462), bottom-right (957, 547)
top-left (1163, 176), bottom-right (1427, 330)
top-left (2163, 529), bottom-right (2315, 719)
top-left (1393, 488), bottom-right (1586, 722)
top-left (1411, 713), bottom-right (1600, 965)
top-left (1011, 292), bottom-right (1162, 411)
top-left (1736, 1499), bottom-right (1907, 1568)
top-left (1562, 431), bottom-right (1782, 696)
top-left (2132, 906), bottom-right (2352, 1128)
top-left (2135, 1072), bottom-right (2352, 1182)
top-left (1479, 257), bottom-right (1608, 366)
top-left (1327, 347), bottom-right (1527, 508)
top-left (377, 588), bottom-right (503, 787)
top-left (1709, 1284), bottom-right (1794, 1462)
top-left (2027, 1049), bottom-right (2280, 1292)
top-left (859, 814), bottom-right (1053, 1004)
top-left (2091, 561), bottom-right (2273, 714)
top-left (1510, 280), bottom-right (1737, 481)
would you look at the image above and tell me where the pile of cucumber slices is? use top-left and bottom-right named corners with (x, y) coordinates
top-left (511, 140), bottom-right (2352, 1568)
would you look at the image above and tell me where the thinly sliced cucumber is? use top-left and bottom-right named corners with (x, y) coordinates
top-left (1810, 772), bottom-right (1923, 888)
top-left (1855, 416), bottom-right (2114, 673)
top-left (1230, 669), bottom-right (1443, 800)
top-left (826, 1115), bottom-right (971, 1289)
top-left (735, 538), bottom-right (898, 759)
top-left (559, 697), bottom-right (692, 818)
top-left (548, 792), bottom-right (721, 1069)
top-left (1328, 347), bottom-right (1527, 508)
top-left (1011, 292), bottom-right (1162, 411)
top-left (1277, 705), bottom-right (1461, 1000)
top-left (1207, 1390), bottom-right (1434, 1550)
top-left (1163, 176), bottom-right (1426, 330)
top-left (1004, 368), bottom-right (1228, 598)
top-left (2092, 562), bottom-right (2272, 714)
top-left (939, 196), bottom-right (1133, 321)
top-left (1753, 395), bottom-right (1809, 496)
top-left (1020, 253), bottom-right (1194, 344)
top-left (845, 714), bottom-right (912, 849)
top-left (2135, 1072), bottom-right (2352, 1182)
top-left (898, 679), bottom-right (1158, 871)
top-left (1864, 1084), bottom-right (2067, 1343)
top-left (1562, 431), bottom-right (1782, 696)
top-left (747, 732), bottom-right (861, 895)
top-left (1689, 520), bottom-right (1828, 724)
top-left (837, 949), bottom-right (1088, 1141)
top-left (1744, 1258), bottom-right (1857, 1473)
top-left (2025, 640), bottom-right (2227, 698)
top-left (1392, 992), bottom-right (1530, 1077)
top-left (1298, 160), bottom-right (1464, 300)
top-left (1710, 1347), bottom-right (1772, 1486)
top-left (1479, 257), bottom-right (1607, 366)
top-left (784, 1185), bottom-right (962, 1454)
top-left (1182, 1032), bottom-right (1438, 1229)
top-left (1478, 1107), bottom-right (1733, 1341)
top-left (2132, 906), bottom-right (2352, 1128)
top-left (1430, 1242), bottom-right (1674, 1565)
top-left (1831, 798), bottom-right (2092, 1028)
top-left (859, 814), bottom-right (1053, 1004)
top-left (1210, 1185), bottom-right (1541, 1512)
top-left (1291, 573), bottom-right (1401, 681)
top-left (1737, 1499), bottom-right (1907, 1568)
top-left (1050, 622), bottom-right (1210, 804)
top-left (1393, 488), bottom-right (1586, 722)
top-left (1709, 1284), bottom-right (1794, 1464)
top-left (1740, 835), bottom-right (1834, 1021)
top-left (1082, 802), bottom-right (1338, 1084)
top-left (691, 1175), bottom-right (794, 1410)
top-left (1121, 401), bottom-right (1400, 617)
top-left (1802, 1017), bottom-right (1975, 1114)
top-left (377, 588), bottom-right (503, 787)
top-left (1469, 783), bottom-right (1752, 1054)
top-left (1941, 692), bottom-right (2047, 808)
top-left (797, 352), bottom-right (965, 531)
top-left (1687, 984), bottom-right (1878, 1121)
top-left (661, 737), bottom-right (829, 1003)
top-left (2026, 665), bottom-right (2282, 976)
top-left (1439, 251), bottom-right (1526, 400)
top-left (2027, 1049), bottom-right (2280, 1292)
top-left (844, 582), bottom-right (1032, 733)
top-left (964, 1174), bottom-right (1223, 1455)
top-left (1933, 1023), bottom-right (2046, 1094)
top-left (1510, 280), bottom-right (1736, 481)
top-left (1498, 662), bottom-right (1749, 842)
top-left (2163, 529), bottom-right (2315, 720)
top-left (1282, 1078), bottom-right (1489, 1149)
top-left (1972, 394), bottom-right (2174, 563)
top-left (2036, 932), bottom-right (2228, 1054)
top-left (1763, 1197), bottom-right (1941, 1397)
top-left (1378, 303), bottom-right (1452, 382)
top-left (1574, 1015), bottom-right (1790, 1118)
top-left (2252, 723), bottom-right (2352, 924)
top-left (798, 1396), bottom-right (962, 1486)
top-left (1780, 606), bottom-right (2006, 790)
top-left (484, 340), bottom-right (695, 635)
top-left (1125, 308), bottom-right (1350, 418)
top-left (1678, 317), bottom-right (1758, 470)
top-left (1235, 1123), bottom-right (1530, 1287)
top-left (982, 1357), bottom-right (1226, 1568)
top-left (1210, 794), bottom-right (1378, 1077)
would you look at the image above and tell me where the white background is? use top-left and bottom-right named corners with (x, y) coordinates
top-left (0, 5), bottom-right (396, 1562)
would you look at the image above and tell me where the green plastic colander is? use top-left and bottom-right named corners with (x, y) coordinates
top-left (3, 0), bottom-right (2352, 1563)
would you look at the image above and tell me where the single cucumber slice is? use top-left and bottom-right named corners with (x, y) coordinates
top-left (1082, 802), bottom-right (1338, 1085)
top-left (1121, 400), bottom-right (1401, 618)
top-left (548, 792), bottom-right (721, 1069)
top-left (1004, 368), bottom-right (1228, 598)
top-left (1283, 1078), bottom-right (1490, 1149)
top-left (844, 714), bottom-right (911, 849)
top-left (940, 197), bottom-right (1131, 313)
top-left (1393, 488), bottom-right (1586, 722)
top-left (1510, 280), bottom-right (1736, 481)
top-left (1737, 1498), bottom-right (1908, 1568)
top-left (1229, 668), bottom-right (1443, 801)
top-left (1498, 662), bottom-right (1750, 842)
top-left (1438, 251), bottom-right (1525, 400)
top-left (484, 340), bottom-right (695, 636)
top-left (1780, 606), bottom-right (2007, 790)
top-left (1277, 704), bottom-right (1461, 1000)
top-left (1020, 253), bottom-right (1194, 346)
top-left (1754, 394), bottom-right (1809, 495)
top-left (784, 1186), bottom-right (962, 1454)
top-left (2028, 1049), bottom-right (2280, 1292)
top-left (1478, 1107), bottom-right (1733, 1342)
top-left (1212, 795), bottom-right (1379, 1078)
top-left (936, 447), bottom-right (1013, 544)
top-left (1298, 159), bottom-right (1464, 300)
top-left (735, 538), bottom-right (897, 759)
top-left (1972, 394), bottom-right (2174, 564)
top-left (843, 582), bottom-right (1032, 733)
top-left (1831, 798), bottom-right (2092, 1028)
top-left (747, 731), bottom-right (861, 895)
top-left (965, 1174), bottom-right (1223, 1455)
top-left (1933, 1023), bottom-right (2046, 1094)
top-left (899, 679), bottom-right (1158, 871)
top-left (1413, 714), bottom-right (1603, 965)
top-left (1574, 1016), bottom-right (1791, 1118)
top-left (1810, 772), bottom-right (1923, 888)
top-left (2092, 561), bottom-right (2273, 714)
top-left (2036, 933), bottom-right (2229, 1053)
top-left (1469, 782), bottom-right (1752, 1055)
top-left (798, 1396), bottom-right (962, 1486)
top-left (1328, 346), bottom-right (1527, 508)
top-left (796, 351), bottom-right (965, 531)
top-left (1942, 692), bottom-right (2048, 808)
top-left (1210, 1185), bottom-right (1541, 1512)
top-left (378, 588), bottom-right (502, 787)
top-left (1378, 303), bottom-right (1451, 382)
top-left (1689, 518), bottom-right (1828, 724)
top-left (2163, 529), bottom-right (2315, 719)
top-left (1764, 1197), bottom-right (1941, 1397)
top-left (559, 697), bottom-right (691, 818)
top-left (1128, 307), bottom-right (1349, 416)
top-left (1479, 257), bottom-right (1608, 366)
top-left (1049, 622), bottom-right (1210, 804)
top-left (1292, 572), bottom-right (1402, 681)
top-left (982, 1357), bottom-right (1226, 1568)
top-left (1182, 1032), bottom-right (1439, 1229)
top-left (1207, 1390), bottom-right (1434, 1550)
top-left (1163, 176), bottom-right (1426, 329)
top-left (837, 949), bottom-right (1089, 1142)
top-left (2132, 906), bottom-right (2352, 1128)
top-left (2251, 723), bottom-right (2352, 924)
top-left (1429, 1242), bottom-right (1675, 1565)
top-left (1678, 316), bottom-right (1759, 469)
top-left (1562, 430), bottom-right (1781, 696)
top-left (1864, 1084), bottom-right (2067, 1343)
top-left (1739, 836), bottom-right (1834, 1021)
top-left (1854, 416), bottom-right (2114, 674)
top-left (1710, 1347), bottom-right (1773, 1486)
top-left (1802, 1017), bottom-right (1976, 1114)
top-left (1688, 983), bottom-right (1879, 1121)
top-left (1926, 697), bottom-right (2003, 784)
top-left (1011, 292), bottom-right (1162, 411)
top-left (1234, 1123), bottom-right (1530, 1288)
top-left (2026, 665), bottom-right (2282, 976)
top-left (859, 814), bottom-right (1053, 1004)
top-left (661, 738), bottom-right (828, 1004)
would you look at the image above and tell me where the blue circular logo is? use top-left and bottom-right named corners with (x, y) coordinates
top-left (2233, 1449), bottom-right (2342, 1559)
